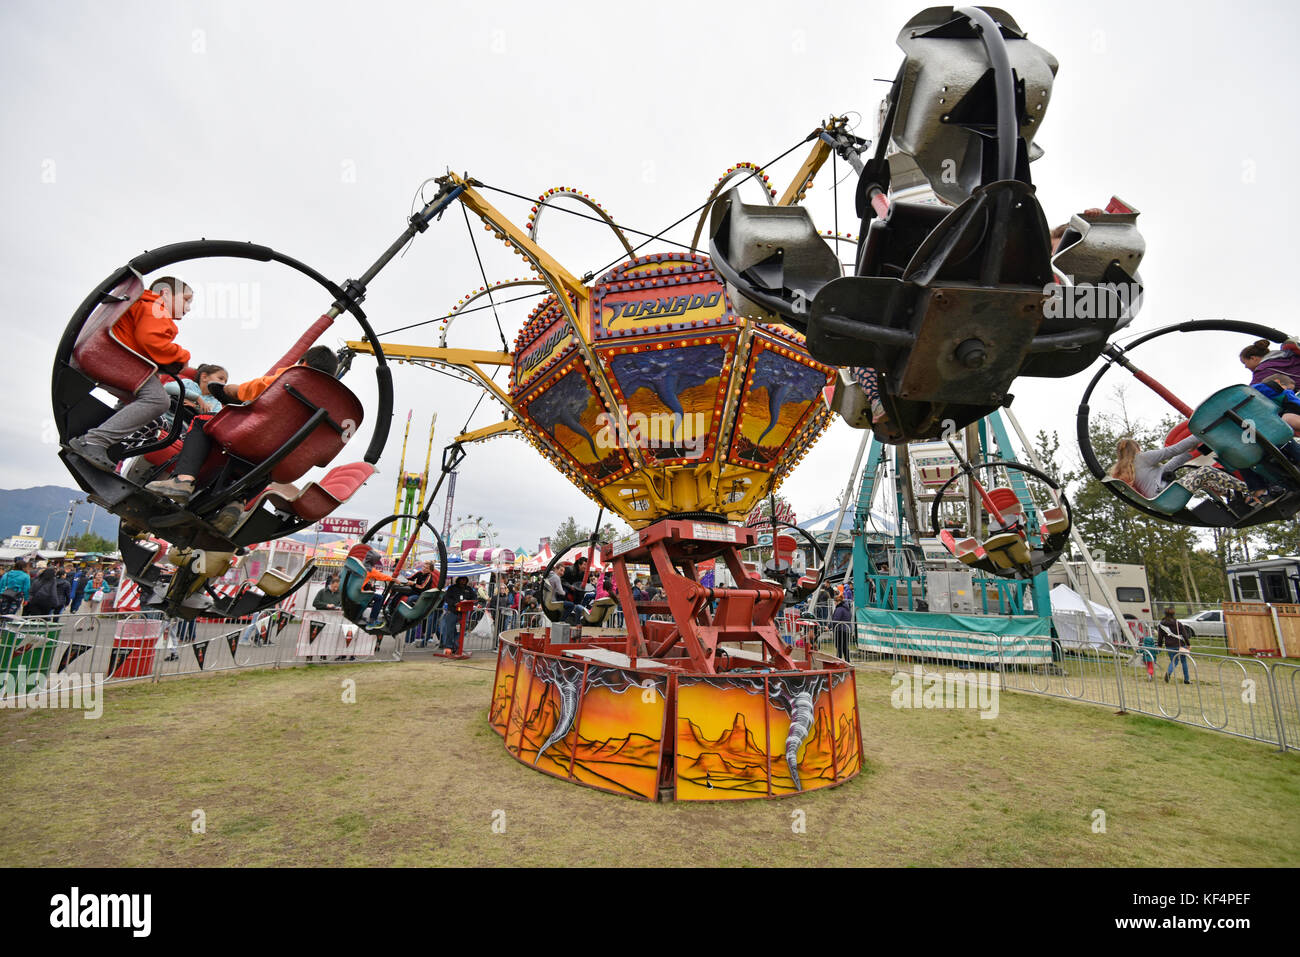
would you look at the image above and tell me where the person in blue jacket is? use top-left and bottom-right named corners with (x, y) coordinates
top-left (0, 559), bottom-right (31, 613)
top-left (1252, 373), bottom-right (1300, 436)
top-left (67, 566), bottom-right (87, 613)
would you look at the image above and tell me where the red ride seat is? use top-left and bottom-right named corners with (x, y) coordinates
top-left (202, 366), bottom-right (364, 485)
top-left (985, 487), bottom-right (1025, 530)
top-left (70, 275), bottom-right (155, 401)
top-left (241, 462), bottom-right (376, 523)
top-left (1165, 420), bottom-right (1192, 446)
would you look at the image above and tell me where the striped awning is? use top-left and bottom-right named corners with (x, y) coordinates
top-left (444, 556), bottom-right (494, 578)
top-left (460, 547), bottom-right (515, 564)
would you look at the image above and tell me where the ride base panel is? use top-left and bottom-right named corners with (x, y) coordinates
top-left (490, 630), bottom-right (862, 801)
top-left (488, 517), bottom-right (863, 801)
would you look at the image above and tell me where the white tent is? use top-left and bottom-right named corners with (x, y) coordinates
top-left (1050, 584), bottom-right (1121, 648)
top-left (799, 504), bottom-right (897, 535)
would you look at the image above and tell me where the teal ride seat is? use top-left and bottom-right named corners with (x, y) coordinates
top-left (339, 546), bottom-right (371, 620)
top-left (1189, 385), bottom-right (1294, 470)
top-left (1102, 476), bottom-right (1192, 516)
top-left (366, 587), bottom-right (444, 636)
top-left (393, 588), bottom-right (443, 622)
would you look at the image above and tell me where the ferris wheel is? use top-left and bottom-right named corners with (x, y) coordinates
top-left (449, 516), bottom-right (496, 555)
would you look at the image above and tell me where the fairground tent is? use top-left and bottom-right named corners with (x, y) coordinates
top-left (1050, 584), bottom-right (1121, 648)
top-left (444, 555), bottom-right (494, 578)
top-left (798, 503), bottom-right (897, 535)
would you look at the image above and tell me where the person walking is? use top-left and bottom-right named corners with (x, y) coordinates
top-left (1157, 609), bottom-right (1193, 684)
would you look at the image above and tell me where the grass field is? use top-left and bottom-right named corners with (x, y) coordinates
top-left (1, 659), bottom-right (1297, 867)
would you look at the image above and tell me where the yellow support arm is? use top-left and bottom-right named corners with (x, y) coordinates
top-left (776, 117), bottom-right (855, 207)
top-left (348, 340), bottom-right (514, 409)
top-left (347, 341), bottom-right (512, 366)
top-left (776, 138), bottom-right (833, 207)
top-left (454, 420), bottom-right (521, 445)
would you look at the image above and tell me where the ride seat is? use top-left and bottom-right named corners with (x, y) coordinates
top-left (983, 531), bottom-right (1030, 569)
top-left (241, 462), bottom-right (376, 523)
top-left (191, 549), bottom-right (236, 577)
top-left (393, 589), bottom-right (444, 623)
top-left (541, 579), bottom-right (567, 621)
top-left (1102, 476), bottom-right (1192, 516)
top-left (1188, 384), bottom-right (1295, 470)
top-left (940, 529), bottom-right (985, 567)
top-left (582, 596), bottom-right (616, 625)
top-left (985, 487), bottom-right (1025, 531)
top-left (256, 567), bottom-right (298, 597)
top-left (1041, 506), bottom-right (1069, 537)
top-left (340, 544), bottom-right (372, 609)
top-left (203, 366), bottom-right (365, 484)
top-left (70, 275), bottom-right (155, 401)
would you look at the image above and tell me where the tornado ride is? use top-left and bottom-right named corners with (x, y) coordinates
top-left (55, 5), bottom-right (1253, 800)
top-left (342, 4), bottom-right (1114, 800)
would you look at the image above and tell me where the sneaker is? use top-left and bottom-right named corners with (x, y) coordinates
top-left (146, 476), bottom-right (195, 503)
top-left (67, 436), bottom-right (117, 473)
top-left (210, 503), bottom-right (244, 535)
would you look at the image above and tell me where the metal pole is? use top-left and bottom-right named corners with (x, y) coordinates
top-left (42, 509), bottom-right (62, 545)
top-left (57, 500), bottom-right (81, 551)
top-left (807, 428), bottom-right (871, 614)
top-left (1002, 407), bottom-right (1133, 648)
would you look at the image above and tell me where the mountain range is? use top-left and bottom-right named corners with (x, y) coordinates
top-left (0, 485), bottom-right (348, 547)
top-left (0, 486), bottom-right (120, 544)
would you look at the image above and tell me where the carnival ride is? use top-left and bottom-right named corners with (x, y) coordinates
top-left (1077, 320), bottom-right (1300, 529)
top-left (52, 5), bottom-right (1299, 799)
top-left (851, 409), bottom-right (1063, 610)
top-left (386, 412), bottom-right (437, 559)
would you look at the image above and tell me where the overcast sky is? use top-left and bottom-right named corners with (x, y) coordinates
top-left (3, 0), bottom-right (1297, 550)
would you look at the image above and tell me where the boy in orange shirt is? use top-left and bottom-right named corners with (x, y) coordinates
top-left (68, 277), bottom-right (193, 472)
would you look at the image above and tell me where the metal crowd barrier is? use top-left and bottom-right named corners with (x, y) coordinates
top-left (6, 604), bottom-right (1298, 753)
top-left (806, 608), bottom-right (1299, 752)
top-left (0, 608), bottom-right (405, 699)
